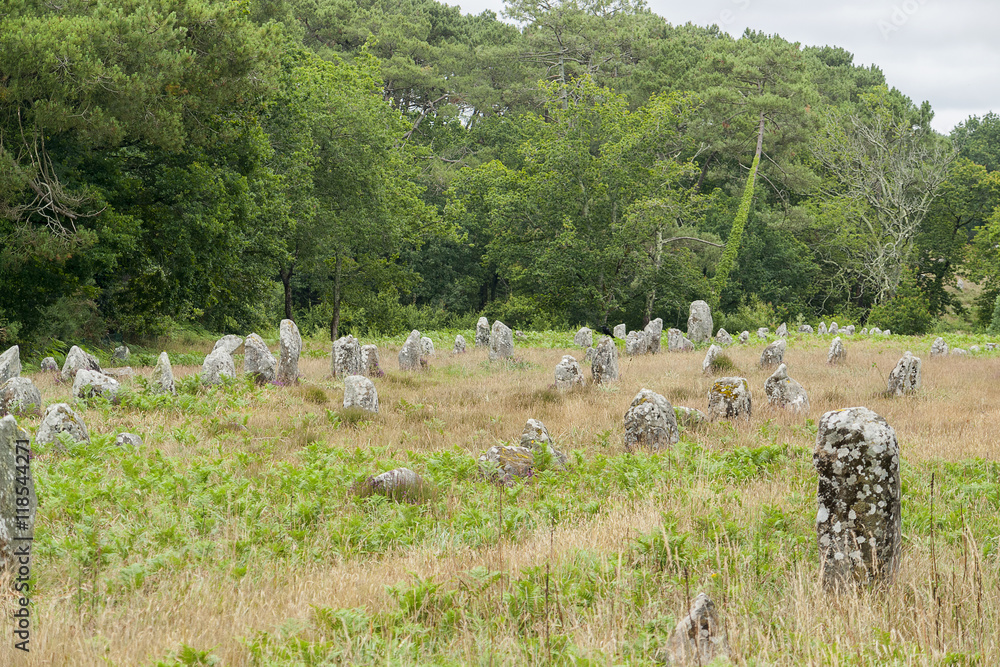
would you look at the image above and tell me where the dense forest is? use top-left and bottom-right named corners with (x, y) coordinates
top-left (3, 0), bottom-right (1000, 353)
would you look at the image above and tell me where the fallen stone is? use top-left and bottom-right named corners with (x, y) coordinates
top-left (243, 333), bottom-right (276, 385)
top-left (515, 330), bottom-right (527, 340)
top-left (115, 433), bottom-right (143, 447)
top-left (870, 327), bottom-right (882, 335)
top-left (554, 355), bottom-right (585, 390)
top-left (152, 352), bottom-right (176, 395)
top-left (970, 345), bottom-right (981, 354)
top-left (489, 321), bottom-right (514, 362)
top-left (60, 345), bottom-right (101, 382)
top-left (758, 339), bottom-right (786, 369)
top-left (276, 319), bottom-right (302, 385)
top-left (708, 377), bottom-right (752, 421)
top-left (475, 317), bottom-right (490, 348)
top-left (624, 389), bottom-right (680, 453)
top-left (103, 367), bottom-right (134, 379)
top-left (201, 349), bottom-right (235, 386)
top-left (73, 369), bottom-right (121, 403)
top-left (764, 363), bottom-right (809, 413)
top-left (332, 335), bottom-right (362, 377)
top-left (654, 593), bottom-right (729, 666)
top-left (0, 377), bottom-right (42, 417)
top-left (687, 301), bottom-right (713, 343)
top-left (343, 375), bottom-right (379, 413)
top-left (35, 403), bottom-right (89, 446)
top-left (574, 327), bottom-right (594, 348)
top-left (887, 351), bottom-right (921, 396)
top-left (645, 318), bottom-right (664, 354)
top-left (828, 337), bottom-right (846, 365)
top-left (591, 337), bottom-right (619, 384)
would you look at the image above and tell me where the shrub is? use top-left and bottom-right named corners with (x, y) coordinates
top-left (867, 275), bottom-right (934, 336)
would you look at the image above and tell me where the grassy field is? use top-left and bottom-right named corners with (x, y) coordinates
top-left (2, 329), bottom-right (1000, 665)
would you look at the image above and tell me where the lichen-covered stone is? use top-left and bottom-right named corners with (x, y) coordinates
top-left (870, 327), bottom-right (882, 335)
top-left (951, 347), bottom-right (969, 356)
top-left (883, 329), bottom-right (891, 336)
top-left (625, 330), bottom-right (649, 356)
top-left (645, 318), bottom-right (664, 354)
top-left (887, 351), bottom-right (921, 396)
top-left (73, 369), bottom-right (121, 403)
top-left (489, 321), bottom-right (514, 362)
top-left (624, 389), bottom-right (679, 453)
top-left (674, 406), bottom-right (707, 430)
top-left (708, 377), bottom-right (752, 421)
top-left (667, 328), bottom-right (684, 352)
top-left (36, 403), bottom-right (89, 446)
top-left (453, 335), bottom-right (467, 354)
top-left (332, 335), bottom-right (362, 377)
top-left (678, 336), bottom-right (695, 352)
top-left (243, 333), bottom-right (276, 385)
top-left (152, 352), bottom-right (176, 395)
top-left (0, 415), bottom-right (37, 574)
top-left (60, 345), bottom-right (101, 382)
top-left (814, 407), bottom-right (901, 590)
top-left (776, 323), bottom-right (788, 338)
top-left (738, 331), bottom-right (750, 344)
top-left (276, 319), bottom-right (302, 385)
top-left (758, 339), bottom-right (786, 369)
top-left (818, 322), bottom-right (828, 335)
top-left (613, 324), bottom-right (627, 339)
top-left (478, 445), bottom-right (537, 485)
top-left (764, 363), bottom-right (809, 413)
top-left (715, 328), bottom-right (733, 346)
top-left (828, 337), bottom-right (846, 365)
top-left (360, 344), bottom-right (383, 378)
top-left (0, 378), bottom-right (42, 417)
top-left (212, 335), bottom-right (243, 357)
top-left (930, 337), bottom-right (948, 357)
top-left (591, 337), bottom-right (619, 384)
top-left (115, 433), bottom-right (143, 447)
top-left (40, 357), bottom-right (58, 372)
top-left (0, 346), bottom-right (20, 385)
top-left (654, 593), bottom-right (729, 666)
top-left (112, 345), bottom-right (130, 363)
top-left (970, 345), bottom-right (981, 354)
top-left (475, 317), bottom-right (490, 348)
top-left (829, 322), bottom-right (840, 335)
top-left (519, 419), bottom-right (567, 468)
top-left (799, 325), bottom-right (814, 334)
top-left (201, 349), bottom-right (235, 386)
top-left (343, 375), bottom-right (379, 413)
top-left (574, 327), bottom-right (593, 348)
top-left (554, 355), bottom-right (585, 390)
top-left (757, 327), bottom-right (769, 340)
top-left (104, 367), bottom-right (134, 379)
top-left (362, 467), bottom-right (430, 502)
top-left (687, 301), bottom-right (713, 343)
top-left (844, 325), bottom-right (856, 335)
top-left (583, 347), bottom-right (595, 363)
top-left (702, 344), bottom-right (722, 375)
top-left (420, 336), bottom-right (435, 357)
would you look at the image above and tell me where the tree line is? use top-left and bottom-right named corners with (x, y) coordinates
top-left (3, 0), bottom-right (1000, 352)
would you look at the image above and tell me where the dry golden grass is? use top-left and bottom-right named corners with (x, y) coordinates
top-left (3, 334), bottom-right (1000, 665)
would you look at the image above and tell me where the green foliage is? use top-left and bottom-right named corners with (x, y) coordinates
top-left (988, 294), bottom-right (1000, 334)
top-left (867, 273), bottom-right (934, 335)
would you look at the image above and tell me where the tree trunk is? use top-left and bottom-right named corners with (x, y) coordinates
top-left (280, 263), bottom-right (294, 321)
top-left (329, 254), bottom-right (342, 342)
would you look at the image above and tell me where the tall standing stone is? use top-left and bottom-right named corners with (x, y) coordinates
top-left (815, 407), bottom-right (901, 589)
top-left (398, 330), bottom-right (423, 371)
top-left (276, 319), bottom-right (302, 385)
top-left (687, 301), bottom-right (713, 343)
top-left (764, 363), bottom-right (809, 413)
top-left (887, 351), bottom-right (921, 396)
top-left (343, 375), bottom-right (379, 413)
top-left (36, 403), bottom-right (89, 446)
top-left (0, 378), bottom-right (42, 417)
top-left (453, 335), bottom-right (467, 354)
top-left (243, 333), bottom-right (277, 384)
top-left (60, 345), bottom-right (101, 382)
top-left (707, 377), bottom-right (752, 421)
top-left (625, 331), bottom-right (649, 356)
top-left (613, 324), bottom-right (627, 339)
top-left (828, 337), bottom-right (846, 365)
top-left (152, 352), bottom-right (176, 395)
top-left (644, 317), bottom-right (663, 354)
top-left (930, 337), bottom-right (948, 356)
top-left (554, 355), bottom-right (585, 390)
top-left (201, 349), bottom-right (235, 386)
top-left (591, 337), bottom-right (619, 385)
top-left (475, 317), bottom-right (490, 349)
top-left (360, 344), bottom-right (383, 377)
top-left (332, 335), bottom-right (362, 377)
top-left (0, 416), bottom-right (37, 573)
top-left (574, 327), bottom-right (594, 348)
top-left (758, 339), bottom-right (786, 369)
top-left (623, 389), bottom-right (680, 453)
top-left (420, 336), bottom-right (435, 357)
top-left (702, 344), bottom-right (722, 375)
top-left (0, 346), bottom-right (21, 385)
top-left (488, 321), bottom-right (514, 362)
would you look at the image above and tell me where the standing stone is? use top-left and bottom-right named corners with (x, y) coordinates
top-left (488, 321), bottom-right (514, 362)
top-left (60, 345), bottom-right (101, 382)
top-left (970, 345), bottom-right (982, 354)
top-left (36, 403), bottom-right (89, 446)
top-left (829, 322), bottom-right (840, 335)
top-left (613, 324), bottom-right (627, 339)
top-left (40, 357), bottom-right (58, 372)
top-left (870, 327), bottom-right (882, 335)
top-left (0, 416), bottom-right (38, 573)
top-left (844, 325), bottom-right (856, 336)
top-left (115, 433), bottom-right (143, 447)
top-left (715, 328), bottom-right (733, 346)
top-left (243, 333), bottom-right (277, 385)
top-left (475, 317), bottom-right (490, 348)
top-left (478, 445), bottom-right (536, 485)
top-left (776, 323), bottom-right (788, 338)
top-left (360, 344), bottom-right (383, 377)
top-left (420, 336), bottom-right (435, 358)
top-left (930, 337), bottom-right (948, 357)
top-left (738, 331), bottom-right (750, 344)
top-left (112, 345), bottom-right (130, 363)
top-left (799, 325), bottom-right (814, 334)
top-left (814, 407), bottom-right (901, 589)
top-left (152, 352), bottom-right (176, 395)
top-left (883, 329), bottom-right (891, 336)
top-left (519, 419), bottom-right (567, 468)
top-left (554, 355), bottom-right (585, 391)
top-left (674, 406), bottom-right (708, 430)
top-left (644, 318), bottom-right (664, 354)
top-left (818, 322), bottom-right (828, 335)
top-left (687, 302), bottom-right (713, 343)
top-left (0, 378), bottom-right (42, 417)
top-left (398, 330), bottom-right (424, 371)
top-left (702, 344), bottom-right (722, 375)
top-left (0, 346), bottom-right (20, 385)
top-left (583, 347), bottom-right (595, 363)
top-left (212, 335), bottom-right (243, 357)
top-left (623, 389), bottom-right (680, 453)
top-left (861, 328), bottom-right (869, 336)
top-left (276, 319), bottom-right (302, 385)
top-left (515, 330), bottom-right (527, 341)
top-left (758, 339), bottom-right (786, 369)
top-left (453, 335), bottom-right (467, 354)
top-left (828, 337), bottom-right (847, 365)
top-left (201, 349), bottom-right (235, 386)
top-left (707, 377), bottom-right (752, 421)
top-left (591, 337), bottom-right (619, 385)
top-left (343, 375), bottom-right (379, 413)
top-left (332, 335), bottom-right (362, 377)
top-left (667, 328), bottom-right (684, 352)
top-left (887, 352), bottom-right (921, 396)
top-left (756, 327), bottom-right (769, 340)
top-left (764, 363), bottom-right (810, 413)
top-left (574, 327), bottom-right (594, 348)
top-left (625, 330), bottom-right (649, 356)
top-left (73, 369), bottom-right (121, 403)
top-left (655, 593), bottom-right (729, 666)
top-left (678, 336), bottom-right (695, 352)
top-left (951, 347), bottom-right (968, 356)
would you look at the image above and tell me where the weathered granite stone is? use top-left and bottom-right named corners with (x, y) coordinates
top-left (674, 406), bottom-right (707, 430)
top-left (667, 328), bottom-right (684, 352)
top-left (591, 337), bottom-right (619, 384)
top-left (678, 336), bottom-right (695, 352)
top-left (645, 318), bottom-right (664, 354)
top-left (583, 347), bottom-right (595, 363)
top-left (625, 330), bottom-right (649, 356)
top-left (363, 467), bottom-right (430, 502)
top-left (489, 321), bottom-right (514, 362)
top-left (332, 335), bottom-right (362, 377)
top-left (702, 344), bottom-right (722, 375)
top-left (883, 329), bottom-right (891, 336)
top-left (0, 346), bottom-right (20, 385)
top-left (623, 389), bottom-right (679, 453)
top-left (814, 407), bottom-right (901, 590)
top-left (799, 325), bottom-right (814, 334)
top-left (776, 323), bottom-right (788, 338)
top-left (987, 343), bottom-right (999, 351)
top-left (887, 351), bottom-right (921, 396)
top-left (0, 378), bottom-right (42, 417)
top-left (519, 419), bottom-right (567, 468)
top-left (829, 322), bottom-right (840, 335)
top-left (687, 301), bottom-right (713, 343)
top-left (554, 355), bottom-right (585, 390)
top-left (152, 352), bottom-right (176, 395)
top-left (844, 325), bottom-right (856, 336)
top-left (738, 331), bottom-right (750, 344)
top-left (104, 367), bottom-right (134, 379)
top-left (60, 345), bottom-right (101, 382)
top-left (970, 345), bottom-right (981, 354)
top-left (950, 347), bottom-right (968, 356)
top-left (242, 333), bottom-right (276, 385)
top-left (870, 327), bottom-right (881, 335)
top-left (453, 335), bottom-right (467, 354)
top-left (212, 335), bottom-right (243, 357)
top-left (515, 330), bottom-right (527, 340)
top-left (201, 349), bottom-right (235, 386)
top-left (0, 415), bottom-right (37, 573)
top-left (707, 377), bottom-right (752, 421)
top-left (276, 319), bottom-right (302, 385)
top-left (655, 593), bottom-right (729, 666)
top-left (112, 345), bottom-right (130, 363)
top-left (930, 337), bottom-right (948, 357)
top-left (478, 445), bottom-right (537, 485)
top-left (343, 375), bottom-right (378, 413)
top-left (758, 339), bottom-right (786, 369)
top-left (818, 322), bottom-right (828, 335)
top-left (475, 317), bottom-right (490, 348)
top-left (574, 327), bottom-right (594, 348)
top-left (764, 363), bottom-right (809, 413)
top-left (828, 337), bottom-right (846, 365)
top-left (715, 328), bottom-right (733, 346)
top-left (36, 403), bottom-right (89, 446)
top-left (420, 336), bottom-right (435, 357)
top-left (115, 433), bottom-right (143, 447)
top-left (613, 324), bottom-right (627, 339)
top-left (40, 357), bottom-right (58, 372)
top-left (73, 369), bottom-right (121, 403)
top-left (757, 327), bottom-right (769, 340)
top-left (360, 344), bottom-right (382, 377)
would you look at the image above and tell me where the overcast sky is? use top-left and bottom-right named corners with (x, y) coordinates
top-left (449, 0), bottom-right (999, 135)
